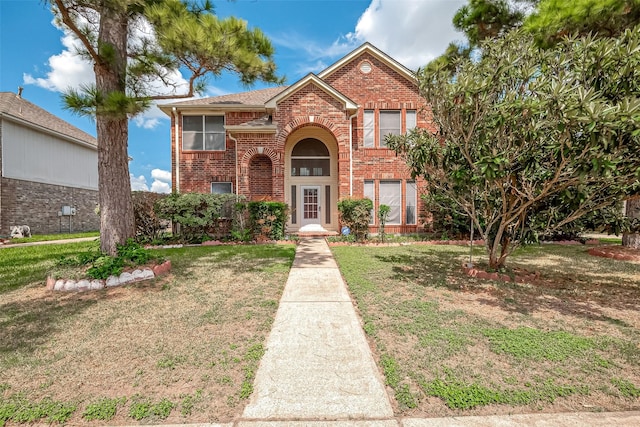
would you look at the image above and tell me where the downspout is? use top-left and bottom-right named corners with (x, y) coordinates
top-left (172, 107), bottom-right (180, 193)
top-left (229, 133), bottom-right (239, 197)
top-left (348, 109), bottom-right (359, 197)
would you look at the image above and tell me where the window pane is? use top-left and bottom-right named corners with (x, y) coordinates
top-left (183, 133), bottom-right (202, 150)
top-left (292, 138), bottom-right (330, 156)
top-left (291, 159), bottom-right (330, 176)
top-left (379, 111), bottom-right (401, 147)
top-left (364, 180), bottom-right (375, 225)
top-left (291, 185), bottom-right (297, 224)
top-left (205, 116), bottom-right (224, 132)
top-left (211, 182), bottom-right (232, 194)
top-left (183, 116), bottom-right (203, 132)
top-left (379, 180), bottom-right (401, 224)
top-left (204, 133), bottom-right (225, 150)
top-left (364, 110), bottom-right (374, 148)
top-left (406, 180), bottom-right (417, 225)
top-left (406, 110), bottom-right (417, 132)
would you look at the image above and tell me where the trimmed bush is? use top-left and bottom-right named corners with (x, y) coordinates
top-left (337, 198), bottom-right (373, 242)
top-left (247, 201), bottom-right (288, 241)
top-left (156, 193), bottom-right (240, 241)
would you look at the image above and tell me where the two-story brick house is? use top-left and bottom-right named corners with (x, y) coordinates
top-left (160, 43), bottom-right (434, 234)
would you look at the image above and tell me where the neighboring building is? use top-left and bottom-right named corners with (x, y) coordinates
top-left (0, 91), bottom-right (99, 235)
top-left (160, 43), bottom-right (435, 234)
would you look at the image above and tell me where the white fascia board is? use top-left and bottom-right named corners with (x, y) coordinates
top-left (318, 42), bottom-right (416, 83)
top-left (265, 74), bottom-right (358, 111)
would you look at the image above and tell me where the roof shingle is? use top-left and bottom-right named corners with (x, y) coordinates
top-left (0, 92), bottom-right (97, 146)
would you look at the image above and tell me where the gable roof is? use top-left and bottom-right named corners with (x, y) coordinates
top-left (264, 73), bottom-right (358, 111)
top-left (318, 42), bottom-right (416, 83)
top-left (0, 92), bottom-right (97, 148)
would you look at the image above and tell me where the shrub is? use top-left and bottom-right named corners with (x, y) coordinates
top-left (156, 193), bottom-right (239, 241)
top-left (378, 204), bottom-right (391, 243)
top-left (337, 198), bottom-right (373, 242)
top-left (247, 201), bottom-right (288, 241)
top-left (131, 192), bottom-right (168, 243)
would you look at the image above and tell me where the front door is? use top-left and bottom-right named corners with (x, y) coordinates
top-left (300, 186), bottom-right (321, 227)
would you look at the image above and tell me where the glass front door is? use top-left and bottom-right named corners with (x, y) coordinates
top-left (300, 186), bottom-right (321, 226)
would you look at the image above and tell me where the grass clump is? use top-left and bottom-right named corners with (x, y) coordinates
top-left (482, 327), bottom-right (595, 361)
top-left (611, 378), bottom-right (640, 398)
top-left (0, 395), bottom-right (76, 425)
top-left (82, 397), bottom-right (126, 421)
top-left (128, 396), bottom-right (174, 421)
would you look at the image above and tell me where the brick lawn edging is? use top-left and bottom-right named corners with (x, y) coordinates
top-left (46, 260), bottom-right (171, 292)
top-left (589, 245), bottom-right (640, 262)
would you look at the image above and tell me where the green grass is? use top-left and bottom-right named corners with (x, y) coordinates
top-left (332, 243), bottom-right (640, 415)
top-left (1, 242), bottom-right (295, 424)
top-left (7, 231), bottom-right (99, 244)
top-left (0, 241), bottom-right (98, 294)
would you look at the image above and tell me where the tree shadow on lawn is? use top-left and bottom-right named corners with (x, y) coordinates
top-left (0, 282), bottom-right (164, 360)
top-left (375, 249), bottom-right (638, 327)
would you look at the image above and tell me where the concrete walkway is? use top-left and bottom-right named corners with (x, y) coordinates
top-left (234, 237), bottom-right (640, 426)
top-left (242, 237), bottom-right (393, 419)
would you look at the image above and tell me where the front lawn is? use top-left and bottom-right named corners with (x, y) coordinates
top-left (332, 243), bottom-right (640, 416)
top-left (0, 243), bottom-right (295, 425)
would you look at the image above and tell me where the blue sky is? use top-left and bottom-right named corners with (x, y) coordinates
top-left (0, 0), bottom-right (465, 192)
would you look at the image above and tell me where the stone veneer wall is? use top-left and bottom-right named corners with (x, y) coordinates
top-left (1, 177), bottom-right (99, 235)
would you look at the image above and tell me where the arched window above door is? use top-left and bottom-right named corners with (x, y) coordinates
top-left (291, 138), bottom-right (330, 177)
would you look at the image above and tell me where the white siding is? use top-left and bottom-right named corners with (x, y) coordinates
top-left (2, 121), bottom-right (98, 190)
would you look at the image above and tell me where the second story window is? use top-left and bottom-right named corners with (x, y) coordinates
top-left (379, 110), bottom-right (401, 147)
top-left (183, 116), bottom-right (225, 151)
top-left (406, 110), bottom-right (417, 132)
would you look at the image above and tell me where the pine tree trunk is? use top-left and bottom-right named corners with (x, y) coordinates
top-left (96, 7), bottom-right (135, 256)
top-left (622, 196), bottom-right (640, 249)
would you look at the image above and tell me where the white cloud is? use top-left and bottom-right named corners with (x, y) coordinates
top-left (130, 170), bottom-right (172, 193)
top-left (150, 180), bottom-right (171, 193)
top-left (346, 0), bottom-right (467, 70)
top-left (24, 16), bottom-right (190, 129)
top-left (130, 174), bottom-right (149, 191)
top-left (151, 168), bottom-right (171, 182)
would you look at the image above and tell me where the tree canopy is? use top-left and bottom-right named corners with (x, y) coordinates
top-left (388, 27), bottom-right (640, 268)
top-left (50, 0), bottom-right (282, 255)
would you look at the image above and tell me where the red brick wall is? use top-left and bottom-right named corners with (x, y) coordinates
top-left (249, 154), bottom-right (273, 200)
top-left (171, 50), bottom-right (436, 231)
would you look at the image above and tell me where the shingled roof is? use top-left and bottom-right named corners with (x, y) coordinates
top-left (159, 86), bottom-right (288, 110)
top-left (0, 92), bottom-right (97, 147)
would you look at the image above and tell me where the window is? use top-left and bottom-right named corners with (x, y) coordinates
top-left (379, 180), bottom-right (401, 225)
top-left (406, 110), bottom-right (417, 132)
top-left (183, 116), bottom-right (225, 151)
top-left (364, 180), bottom-right (375, 224)
top-left (379, 111), bottom-right (401, 147)
top-left (406, 181), bottom-right (417, 225)
top-left (211, 182), bottom-right (232, 194)
top-left (363, 110), bottom-right (375, 148)
top-left (291, 138), bottom-right (330, 177)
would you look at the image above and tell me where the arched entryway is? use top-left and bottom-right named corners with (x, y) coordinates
top-left (249, 154), bottom-right (273, 200)
top-left (285, 127), bottom-right (339, 232)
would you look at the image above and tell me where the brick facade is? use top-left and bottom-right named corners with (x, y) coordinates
top-left (163, 44), bottom-right (434, 234)
top-left (1, 177), bottom-right (99, 235)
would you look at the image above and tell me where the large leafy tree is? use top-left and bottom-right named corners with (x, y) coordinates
top-left (388, 29), bottom-right (640, 269)
top-left (50, 0), bottom-right (282, 255)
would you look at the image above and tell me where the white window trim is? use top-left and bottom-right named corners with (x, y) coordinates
top-left (182, 115), bottom-right (226, 151)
